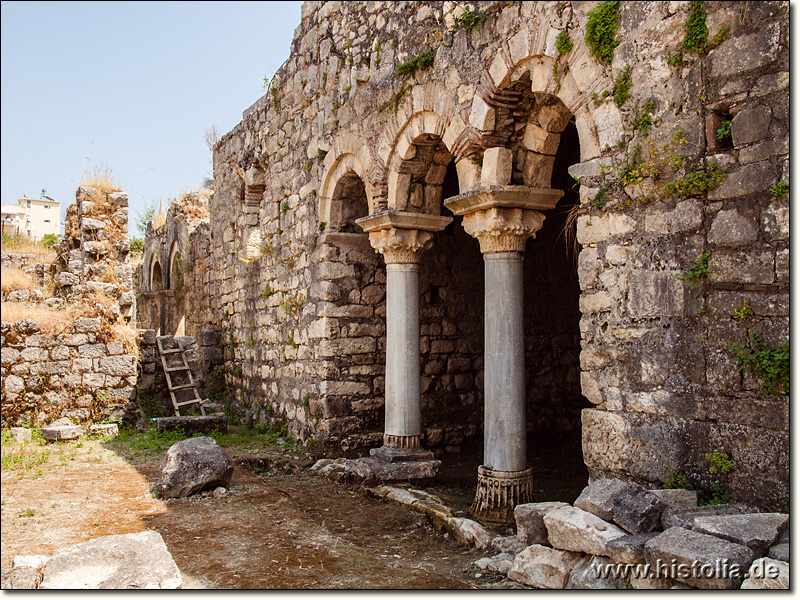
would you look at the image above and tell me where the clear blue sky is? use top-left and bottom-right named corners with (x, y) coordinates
top-left (1, 0), bottom-right (303, 236)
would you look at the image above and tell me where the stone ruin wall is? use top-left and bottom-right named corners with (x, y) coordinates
top-left (1, 186), bottom-right (141, 427)
top-left (139, 1), bottom-right (788, 511)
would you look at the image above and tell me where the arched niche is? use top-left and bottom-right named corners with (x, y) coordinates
top-left (168, 241), bottom-right (182, 291)
top-left (150, 258), bottom-right (164, 292)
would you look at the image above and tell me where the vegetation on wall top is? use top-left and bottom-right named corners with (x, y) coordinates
top-left (585, 1), bottom-right (621, 64)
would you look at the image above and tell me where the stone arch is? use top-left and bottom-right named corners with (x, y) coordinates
top-left (383, 110), bottom-right (469, 214)
top-left (168, 240), bottom-right (182, 291)
top-left (150, 256), bottom-right (163, 292)
top-left (319, 152), bottom-right (371, 229)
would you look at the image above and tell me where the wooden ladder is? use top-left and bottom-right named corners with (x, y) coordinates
top-left (156, 337), bottom-right (206, 417)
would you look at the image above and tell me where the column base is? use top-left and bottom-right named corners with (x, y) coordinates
top-left (469, 465), bottom-right (534, 526)
top-left (369, 434), bottom-right (434, 463)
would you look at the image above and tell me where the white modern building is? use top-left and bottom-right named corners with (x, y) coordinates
top-left (0, 196), bottom-right (60, 240)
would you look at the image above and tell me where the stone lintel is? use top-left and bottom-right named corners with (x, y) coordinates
top-left (356, 210), bottom-right (452, 264)
top-left (444, 186), bottom-right (562, 254)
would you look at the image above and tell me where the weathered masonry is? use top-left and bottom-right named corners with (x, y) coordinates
top-left (137, 1), bottom-right (789, 521)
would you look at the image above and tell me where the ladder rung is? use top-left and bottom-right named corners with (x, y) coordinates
top-left (170, 383), bottom-right (197, 391)
top-left (176, 400), bottom-right (203, 407)
top-left (165, 365), bottom-right (190, 372)
top-left (160, 349), bottom-right (183, 355)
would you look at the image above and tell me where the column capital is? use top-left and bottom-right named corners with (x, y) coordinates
top-left (444, 185), bottom-right (564, 254)
top-left (356, 210), bottom-right (452, 264)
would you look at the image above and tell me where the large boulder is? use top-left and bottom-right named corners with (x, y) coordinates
top-left (611, 486), bottom-right (668, 534)
top-left (543, 506), bottom-right (628, 556)
top-left (661, 503), bottom-right (753, 530)
top-left (156, 437), bottom-right (233, 499)
top-left (39, 531), bottom-right (182, 589)
top-left (573, 478), bottom-right (629, 521)
top-left (515, 501), bottom-right (570, 545)
top-left (692, 513), bottom-right (789, 556)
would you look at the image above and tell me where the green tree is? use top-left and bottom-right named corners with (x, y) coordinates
top-left (135, 199), bottom-right (157, 235)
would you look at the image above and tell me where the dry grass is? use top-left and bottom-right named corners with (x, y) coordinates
top-left (0, 237), bottom-right (58, 257)
top-left (80, 164), bottom-right (121, 198)
top-left (172, 189), bottom-right (211, 223)
top-left (1, 268), bottom-right (37, 295)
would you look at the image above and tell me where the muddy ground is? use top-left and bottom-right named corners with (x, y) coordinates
top-left (0, 429), bottom-right (586, 589)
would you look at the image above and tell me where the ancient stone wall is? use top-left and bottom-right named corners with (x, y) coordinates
top-left (141, 1), bottom-right (787, 509)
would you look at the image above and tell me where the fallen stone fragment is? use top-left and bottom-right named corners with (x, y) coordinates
top-left (605, 532), bottom-right (659, 565)
top-left (740, 558), bottom-right (789, 589)
top-left (446, 517), bottom-right (494, 549)
top-left (154, 414), bottom-right (228, 436)
top-left (543, 506), bottom-right (628, 556)
top-left (692, 512), bottom-right (788, 556)
top-left (650, 489), bottom-right (698, 509)
top-left (567, 555), bottom-right (632, 589)
top-left (10, 427), bottom-right (32, 443)
top-left (508, 544), bottom-right (583, 589)
top-left (661, 503), bottom-right (754, 530)
top-left (644, 526), bottom-right (754, 589)
top-left (12, 556), bottom-right (49, 570)
top-left (573, 478), bottom-right (629, 521)
top-left (611, 486), bottom-right (668, 534)
top-left (474, 552), bottom-right (514, 575)
top-left (156, 437), bottom-right (233, 499)
top-left (39, 531), bottom-right (182, 589)
top-left (5, 567), bottom-right (42, 589)
top-left (89, 423), bottom-right (119, 437)
top-left (514, 501), bottom-right (569, 545)
top-left (491, 535), bottom-right (526, 555)
top-left (767, 542), bottom-right (789, 563)
top-left (42, 419), bottom-right (83, 441)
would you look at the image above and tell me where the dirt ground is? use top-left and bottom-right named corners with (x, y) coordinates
top-left (0, 431), bottom-right (529, 590)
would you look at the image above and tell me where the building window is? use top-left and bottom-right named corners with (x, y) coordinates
top-left (44, 205), bottom-right (50, 209)
top-left (26, 201), bottom-right (31, 208)
top-left (44, 219), bottom-right (51, 223)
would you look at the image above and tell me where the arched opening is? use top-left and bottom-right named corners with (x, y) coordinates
top-left (330, 171), bottom-right (369, 233)
top-left (169, 243), bottom-right (183, 291)
top-left (151, 259), bottom-right (163, 292)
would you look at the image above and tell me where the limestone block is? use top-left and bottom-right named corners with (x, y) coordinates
top-left (491, 535), bottom-right (526, 555)
top-left (544, 506), bottom-right (628, 556)
top-left (515, 501), bottom-right (570, 545)
top-left (156, 437), bottom-right (233, 499)
top-left (692, 513), bottom-right (788, 556)
top-left (108, 192), bottom-right (128, 207)
top-left (65, 334), bottom-right (88, 347)
top-left (25, 333), bottom-right (55, 347)
top-left (480, 147), bottom-right (513, 186)
top-left (612, 486), bottom-right (668, 534)
top-left (508, 544), bottom-right (584, 589)
top-left (740, 558), bottom-right (788, 589)
top-left (644, 200), bottom-right (702, 235)
top-left (42, 424), bottom-right (83, 441)
top-left (708, 251), bottom-right (774, 285)
top-left (89, 423), bottom-right (119, 437)
top-left (574, 478), bottom-right (629, 521)
top-left (474, 552), bottom-right (514, 576)
top-left (761, 201), bottom-right (789, 242)
top-left (82, 373), bottom-right (105, 387)
top-left (591, 102), bottom-right (624, 151)
top-left (605, 532), bottom-right (659, 565)
top-left (576, 215), bottom-right (609, 245)
top-left (580, 371), bottom-right (602, 405)
top-left (73, 318), bottom-right (101, 333)
top-left (627, 270), bottom-right (684, 318)
top-left (318, 337), bottom-right (376, 357)
top-left (663, 504), bottom-right (753, 531)
top-left (2, 347), bottom-right (20, 364)
top-left (708, 161), bottom-right (775, 200)
top-left (99, 356), bottom-right (137, 377)
top-left (10, 427), bottom-right (32, 443)
top-left (567, 555), bottom-right (632, 589)
top-left (731, 105), bottom-right (772, 147)
top-left (579, 291), bottom-right (611, 314)
top-left (767, 542), bottom-right (789, 563)
top-left (4, 374), bottom-right (25, 394)
top-left (522, 153), bottom-right (556, 187)
top-left (522, 122), bottom-right (560, 155)
top-left (81, 217), bottom-right (106, 231)
top-left (650, 489), bottom-right (697, 510)
top-left (39, 531), bottom-right (181, 589)
top-left (708, 209), bottom-right (757, 246)
top-left (106, 342), bottom-right (124, 355)
top-left (50, 345), bottom-right (69, 361)
top-left (446, 517), bottom-right (493, 549)
top-left (57, 271), bottom-right (80, 287)
top-left (709, 29), bottom-right (779, 78)
top-left (577, 247), bottom-right (599, 290)
top-left (469, 96), bottom-right (495, 131)
top-left (78, 344), bottom-right (107, 359)
top-left (644, 527), bottom-right (754, 589)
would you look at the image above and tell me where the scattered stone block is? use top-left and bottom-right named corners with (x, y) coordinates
top-left (644, 527), bottom-right (754, 589)
top-left (88, 423), bottom-right (119, 437)
top-left (543, 506), bottom-right (628, 556)
top-left (491, 535), bottom-right (526, 555)
top-left (508, 544), bottom-right (583, 589)
top-left (42, 418), bottom-right (83, 441)
top-left (12, 556), bottom-right (49, 570)
top-left (39, 531), bottom-right (182, 589)
top-left (612, 487), bottom-right (668, 534)
top-left (573, 478), bottom-right (628, 521)
top-left (474, 552), bottom-right (514, 575)
top-left (446, 517), bottom-right (493, 549)
top-left (156, 437), bottom-right (234, 499)
top-left (514, 501), bottom-right (570, 545)
top-left (767, 542), bottom-right (789, 563)
top-left (661, 504), bottom-right (753, 530)
top-left (567, 555), bottom-right (632, 589)
top-left (605, 532), bottom-right (659, 565)
top-left (650, 489), bottom-right (697, 509)
top-left (692, 513), bottom-right (789, 556)
top-left (10, 427), bottom-right (32, 443)
top-left (740, 558), bottom-right (789, 589)
top-left (154, 414), bottom-right (228, 436)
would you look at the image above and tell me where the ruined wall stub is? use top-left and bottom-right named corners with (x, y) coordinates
top-left (147, 1), bottom-right (788, 511)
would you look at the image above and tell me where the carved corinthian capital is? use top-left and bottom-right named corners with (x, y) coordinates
top-left (461, 207), bottom-right (546, 253)
top-left (367, 227), bottom-right (435, 264)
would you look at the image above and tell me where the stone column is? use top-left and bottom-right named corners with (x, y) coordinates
top-left (445, 177), bottom-right (563, 524)
top-left (356, 211), bottom-right (452, 463)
